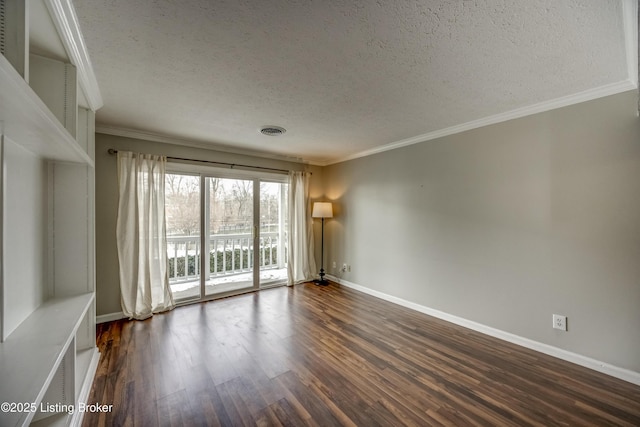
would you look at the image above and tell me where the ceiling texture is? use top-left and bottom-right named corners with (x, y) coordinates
top-left (73, 0), bottom-right (637, 165)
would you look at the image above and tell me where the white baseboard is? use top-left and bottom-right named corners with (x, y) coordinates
top-left (96, 311), bottom-right (126, 323)
top-left (326, 275), bottom-right (640, 386)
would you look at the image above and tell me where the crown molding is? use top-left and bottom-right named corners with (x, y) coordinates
top-left (99, 80), bottom-right (636, 169)
top-left (44, 0), bottom-right (103, 111)
top-left (89, 1), bottom-right (638, 169)
top-left (326, 1), bottom-right (639, 166)
top-left (327, 80), bottom-right (636, 166)
top-left (95, 125), bottom-right (314, 165)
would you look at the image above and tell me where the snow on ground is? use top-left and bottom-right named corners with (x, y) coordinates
top-left (170, 267), bottom-right (288, 301)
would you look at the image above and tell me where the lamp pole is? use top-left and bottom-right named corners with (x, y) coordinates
top-left (317, 217), bottom-right (327, 285)
top-left (312, 202), bottom-right (332, 286)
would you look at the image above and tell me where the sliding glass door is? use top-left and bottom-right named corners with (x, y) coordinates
top-left (165, 168), bottom-right (288, 302)
top-left (204, 177), bottom-right (255, 296)
top-left (258, 181), bottom-right (288, 287)
top-left (165, 173), bottom-right (202, 301)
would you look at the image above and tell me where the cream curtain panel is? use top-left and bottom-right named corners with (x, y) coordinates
top-left (287, 171), bottom-right (316, 286)
top-left (116, 151), bottom-right (174, 319)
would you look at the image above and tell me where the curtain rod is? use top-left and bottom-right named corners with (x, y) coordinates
top-left (107, 149), bottom-right (307, 175)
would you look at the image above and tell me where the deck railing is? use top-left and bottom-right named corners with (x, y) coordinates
top-left (167, 232), bottom-right (286, 283)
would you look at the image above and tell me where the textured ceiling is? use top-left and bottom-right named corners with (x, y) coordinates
top-left (73, 0), bottom-right (634, 165)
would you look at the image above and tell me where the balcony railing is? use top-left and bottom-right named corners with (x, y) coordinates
top-left (167, 232), bottom-right (286, 283)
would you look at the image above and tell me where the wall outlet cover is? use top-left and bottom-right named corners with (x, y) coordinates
top-left (553, 314), bottom-right (567, 331)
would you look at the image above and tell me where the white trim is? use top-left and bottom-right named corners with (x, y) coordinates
top-left (96, 125), bottom-right (314, 165)
top-left (98, 80), bottom-right (636, 168)
top-left (0, 136), bottom-right (4, 342)
top-left (70, 348), bottom-right (100, 427)
top-left (327, 275), bottom-right (640, 387)
top-left (88, 2), bottom-right (637, 168)
top-left (96, 311), bottom-right (126, 323)
top-left (622, 0), bottom-right (638, 87)
top-left (43, 0), bottom-right (103, 111)
top-left (326, 81), bottom-right (637, 165)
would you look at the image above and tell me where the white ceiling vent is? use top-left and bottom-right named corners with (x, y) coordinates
top-left (260, 126), bottom-right (286, 136)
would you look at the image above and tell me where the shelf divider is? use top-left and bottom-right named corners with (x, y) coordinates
top-left (0, 293), bottom-right (94, 427)
top-left (0, 54), bottom-right (92, 166)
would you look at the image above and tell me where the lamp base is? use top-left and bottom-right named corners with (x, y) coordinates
top-left (314, 269), bottom-right (329, 286)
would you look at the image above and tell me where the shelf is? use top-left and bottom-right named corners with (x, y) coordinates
top-left (0, 54), bottom-right (93, 166)
top-left (0, 293), bottom-right (94, 427)
top-left (30, 412), bottom-right (70, 427)
top-left (75, 348), bottom-right (97, 398)
top-left (1, 2), bottom-right (99, 427)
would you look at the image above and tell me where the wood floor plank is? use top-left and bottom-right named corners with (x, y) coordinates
top-left (217, 378), bottom-right (257, 427)
top-left (193, 385), bottom-right (234, 427)
top-left (267, 398), bottom-right (309, 427)
top-left (275, 371), bottom-right (343, 426)
top-left (83, 282), bottom-right (640, 426)
top-left (254, 406), bottom-right (285, 427)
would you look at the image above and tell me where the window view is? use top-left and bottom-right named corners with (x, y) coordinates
top-left (165, 174), bottom-right (201, 300)
top-left (204, 177), bottom-right (255, 295)
top-left (165, 172), bottom-right (288, 302)
top-left (258, 181), bottom-right (288, 287)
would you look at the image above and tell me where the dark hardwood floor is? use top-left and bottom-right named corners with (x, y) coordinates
top-left (83, 282), bottom-right (640, 426)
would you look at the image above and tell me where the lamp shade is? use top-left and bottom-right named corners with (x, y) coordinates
top-left (312, 202), bottom-right (333, 218)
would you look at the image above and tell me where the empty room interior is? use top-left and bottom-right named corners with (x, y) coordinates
top-left (1, 0), bottom-right (640, 426)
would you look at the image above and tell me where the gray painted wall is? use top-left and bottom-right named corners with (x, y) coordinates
top-left (95, 91), bottom-right (640, 374)
top-left (323, 90), bottom-right (640, 373)
top-left (95, 133), bottom-right (322, 316)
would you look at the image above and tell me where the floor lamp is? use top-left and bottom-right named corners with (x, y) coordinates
top-left (312, 202), bottom-right (333, 285)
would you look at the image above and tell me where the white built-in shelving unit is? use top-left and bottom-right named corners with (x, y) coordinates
top-left (0, 1), bottom-right (102, 426)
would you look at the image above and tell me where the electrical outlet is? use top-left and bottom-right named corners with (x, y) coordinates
top-left (332, 261), bottom-right (336, 269)
top-left (553, 314), bottom-right (567, 331)
top-left (342, 263), bottom-right (347, 272)
top-left (347, 264), bottom-right (351, 272)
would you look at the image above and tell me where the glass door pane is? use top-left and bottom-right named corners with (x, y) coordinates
top-left (205, 177), bottom-right (254, 296)
top-left (165, 173), bottom-right (201, 301)
top-left (259, 181), bottom-right (288, 287)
